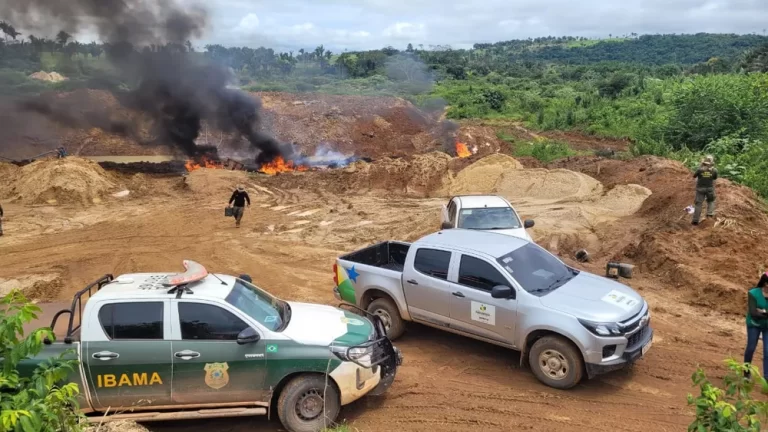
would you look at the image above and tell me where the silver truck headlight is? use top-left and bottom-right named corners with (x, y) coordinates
top-left (578, 319), bottom-right (623, 336)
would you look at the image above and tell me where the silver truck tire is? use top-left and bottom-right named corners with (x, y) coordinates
top-left (277, 374), bottom-right (341, 432)
top-left (368, 298), bottom-right (405, 340)
top-left (528, 336), bottom-right (584, 390)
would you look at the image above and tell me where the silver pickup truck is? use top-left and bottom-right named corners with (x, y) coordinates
top-left (333, 229), bottom-right (652, 389)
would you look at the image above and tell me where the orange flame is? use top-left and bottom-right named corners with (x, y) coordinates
top-left (259, 156), bottom-right (309, 175)
top-left (185, 156), bottom-right (222, 172)
top-left (456, 142), bottom-right (471, 158)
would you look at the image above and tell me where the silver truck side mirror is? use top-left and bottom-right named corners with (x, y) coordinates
top-left (491, 285), bottom-right (514, 299)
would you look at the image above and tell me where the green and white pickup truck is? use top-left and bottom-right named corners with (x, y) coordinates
top-left (17, 260), bottom-right (402, 432)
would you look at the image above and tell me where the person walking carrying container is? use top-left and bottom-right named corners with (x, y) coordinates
top-left (228, 184), bottom-right (250, 228)
top-left (744, 273), bottom-right (768, 379)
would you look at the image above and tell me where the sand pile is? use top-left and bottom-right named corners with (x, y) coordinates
top-left (438, 154), bottom-right (524, 195)
top-left (0, 162), bottom-right (21, 197)
top-left (9, 158), bottom-right (117, 205)
top-left (28, 71), bottom-right (67, 82)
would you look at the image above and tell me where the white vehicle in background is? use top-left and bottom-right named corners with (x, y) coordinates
top-left (441, 195), bottom-right (535, 242)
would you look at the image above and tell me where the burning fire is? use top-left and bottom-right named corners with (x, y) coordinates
top-left (456, 142), bottom-right (471, 158)
top-left (185, 156), bottom-right (222, 172)
top-left (259, 156), bottom-right (309, 175)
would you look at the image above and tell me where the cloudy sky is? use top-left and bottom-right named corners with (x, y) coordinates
top-left (189, 0), bottom-right (768, 52)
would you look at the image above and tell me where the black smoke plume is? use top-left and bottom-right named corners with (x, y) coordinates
top-left (437, 120), bottom-right (460, 155)
top-left (1, 0), bottom-right (291, 161)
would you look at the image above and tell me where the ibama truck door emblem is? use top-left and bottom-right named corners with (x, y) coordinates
top-left (204, 362), bottom-right (229, 390)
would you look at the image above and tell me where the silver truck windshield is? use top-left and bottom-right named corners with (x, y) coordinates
top-left (225, 279), bottom-right (290, 332)
top-left (496, 243), bottom-right (578, 294)
top-left (458, 207), bottom-right (521, 230)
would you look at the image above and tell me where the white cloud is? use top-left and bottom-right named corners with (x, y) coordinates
top-left (197, 0), bottom-right (768, 51)
top-left (233, 13), bottom-right (261, 36)
top-left (382, 22), bottom-right (427, 40)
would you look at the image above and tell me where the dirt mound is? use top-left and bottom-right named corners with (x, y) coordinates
top-left (0, 162), bottom-right (21, 197)
top-left (29, 71), bottom-right (67, 82)
top-left (9, 158), bottom-right (117, 205)
top-left (259, 151), bottom-right (454, 197)
top-left (549, 155), bottom-right (768, 316)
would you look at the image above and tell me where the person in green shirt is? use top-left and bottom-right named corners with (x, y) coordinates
top-left (744, 273), bottom-right (768, 379)
top-left (692, 155), bottom-right (718, 225)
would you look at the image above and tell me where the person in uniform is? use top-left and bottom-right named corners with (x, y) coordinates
top-left (0, 203), bottom-right (4, 236)
top-left (744, 274), bottom-right (768, 379)
top-left (692, 155), bottom-right (718, 225)
top-left (228, 184), bottom-right (251, 228)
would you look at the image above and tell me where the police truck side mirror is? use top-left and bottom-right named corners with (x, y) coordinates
top-left (441, 221), bottom-right (453, 230)
top-left (237, 327), bottom-right (261, 345)
top-left (491, 285), bottom-right (514, 299)
top-left (524, 219), bottom-right (535, 229)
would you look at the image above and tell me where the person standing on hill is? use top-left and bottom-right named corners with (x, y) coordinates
top-left (0, 203), bottom-right (4, 236)
top-left (228, 185), bottom-right (250, 228)
top-left (744, 274), bottom-right (768, 379)
top-left (692, 155), bottom-right (718, 225)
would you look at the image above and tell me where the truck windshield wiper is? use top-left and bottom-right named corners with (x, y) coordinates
top-left (530, 275), bottom-right (569, 294)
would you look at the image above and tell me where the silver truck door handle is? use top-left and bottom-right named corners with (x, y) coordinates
top-left (452, 291), bottom-right (465, 298)
top-left (407, 279), bottom-right (418, 285)
top-left (92, 351), bottom-right (119, 360)
top-left (174, 350), bottom-right (201, 360)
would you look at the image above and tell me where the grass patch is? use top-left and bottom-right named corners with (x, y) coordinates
top-left (321, 424), bottom-right (353, 432)
top-left (512, 139), bottom-right (576, 163)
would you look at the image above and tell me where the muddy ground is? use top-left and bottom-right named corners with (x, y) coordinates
top-left (2, 149), bottom-right (767, 431)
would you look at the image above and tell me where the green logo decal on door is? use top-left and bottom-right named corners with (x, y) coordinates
top-left (266, 344), bottom-right (278, 353)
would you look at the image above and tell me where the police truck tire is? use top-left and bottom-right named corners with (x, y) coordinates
top-left (368, 297), bottom-right (405, 340)
top-left (277, 374), bottom-right (341, 432)
top-left (528, 335), bottom-right (584, 390)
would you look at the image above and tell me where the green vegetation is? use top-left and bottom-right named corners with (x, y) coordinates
top-left (510, 138), bottom-right (576, 163)
top-left (1, 25), bottom-right (768, 196)
top-left (687, 359), bottom-right (768, 431)
top-left (0, 290), bottom-right (84, 431)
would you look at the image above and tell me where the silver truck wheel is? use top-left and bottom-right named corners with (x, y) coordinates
top-left (368, 298), bottom-right (405, 340)
top-left (277, 374), bottom-right (340, 432)
top-left (528, 336), bottom-right (584, 390)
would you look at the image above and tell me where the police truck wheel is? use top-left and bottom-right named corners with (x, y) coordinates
top-left (368, 297), bottom-right (405, 340)
top-left (277, 374), bottom-right (341, 432)
top-left (528, 336), bottom-right (584, 390)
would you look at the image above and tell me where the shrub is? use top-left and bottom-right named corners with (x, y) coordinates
top-left (0, 290), bottom-right (84, 432)
top-left (513, 139), bottom-right (575, 163)
top-left (687, 359), bottom-right (768, 431)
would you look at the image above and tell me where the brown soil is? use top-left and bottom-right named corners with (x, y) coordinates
top-left (4, 90), bottom-right (507, 162)
top-left (5, 158), bottom-right (118, 205)
top-left (2, 93), bottom-right (768, 432)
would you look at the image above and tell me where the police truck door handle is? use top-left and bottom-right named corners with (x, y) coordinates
top-left (406, 279), bottom-right (418, 285)
top-left (452, 291), bottom-right (465, 298)
top-left (174, 350), bottom-right (201, 360)
top-left (92, 351), bottom-right (119, 360)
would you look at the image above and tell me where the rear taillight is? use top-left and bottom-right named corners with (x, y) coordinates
top-left (333, 263), bottom-right (339, 286)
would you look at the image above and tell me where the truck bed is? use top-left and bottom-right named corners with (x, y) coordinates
top-left (23, 301), bottom-right (81, 342)
top-left (339, 241), bottom-right (410, 272)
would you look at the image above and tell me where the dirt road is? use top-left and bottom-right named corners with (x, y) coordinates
top-left (0, 158), bottom-right (761, 431)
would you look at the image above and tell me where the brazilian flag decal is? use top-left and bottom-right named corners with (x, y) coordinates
top-left (336, 265), bottom-right (357, 305)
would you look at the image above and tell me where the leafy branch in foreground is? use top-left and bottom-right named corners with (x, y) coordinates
top-left (687, 359), bottom-right (768, 431)
top-left (0, 290), bottom-right (84, 432)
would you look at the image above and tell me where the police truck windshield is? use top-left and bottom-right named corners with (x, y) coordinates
top-left (225, 279), bottom-right (289, 331)
top-left (458, 207), bottom-right (521, 230)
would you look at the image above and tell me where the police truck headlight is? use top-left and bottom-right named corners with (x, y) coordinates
top-left (578, 319), bottom-right (623, 336)
top-left (330, 345), bottom-right (372, 365)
